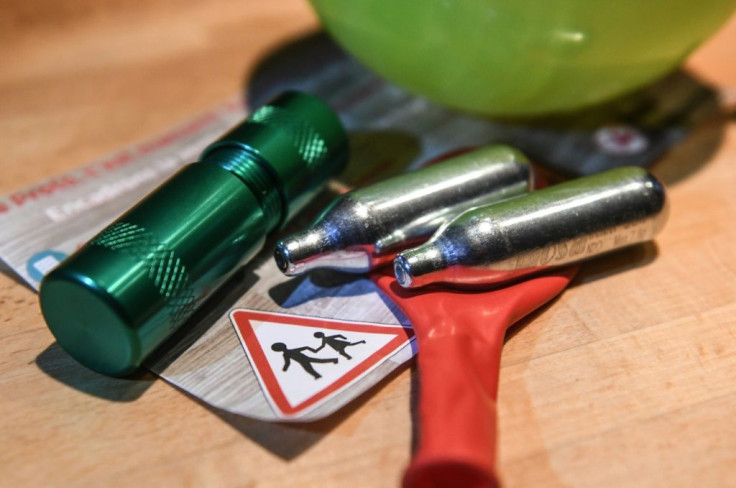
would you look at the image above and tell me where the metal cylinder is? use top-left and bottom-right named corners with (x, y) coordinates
top-left (394, 166), bottom-right (668, 289)
top-left (39, 91), bottom-right (348, 376)
top-left (273, 145), bottom-right (533, 276)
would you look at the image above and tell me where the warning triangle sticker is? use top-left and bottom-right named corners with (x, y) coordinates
top-left (230, 309), bottom-right (415, 419)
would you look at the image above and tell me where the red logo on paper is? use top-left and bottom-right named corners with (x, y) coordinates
top-left (230, 309), bottom-right (414, 418)
top-left (593, 124), bottom-right (649, 156)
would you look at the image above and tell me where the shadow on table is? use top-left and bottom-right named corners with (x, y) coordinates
top-left (182, 358), bottom-right (411, 461)
top-left (574, 242), bottom-right (660, 285)
top-left (650, 109), bottom-right (731, 186)
top-left (0, 261), bottom-right (33, 291)
top-left (35, 343), bottom-right (155, 401)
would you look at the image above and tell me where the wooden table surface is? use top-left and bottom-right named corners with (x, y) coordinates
top-left (2, 2), bottom-right (735, 487)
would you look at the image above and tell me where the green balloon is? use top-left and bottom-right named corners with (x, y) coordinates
top-left (309, 0), bottom-right (735, 116)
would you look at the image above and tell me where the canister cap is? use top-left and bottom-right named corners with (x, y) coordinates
top-left (40, 270), bottom-right (142, 376)
top-left (203, 91), bottom-right (349, 225)
top-left (246, 91), bottom-right (349, 194)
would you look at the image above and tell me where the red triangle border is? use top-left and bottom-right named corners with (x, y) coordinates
top-left (230, 309), bottom-right (415, 418)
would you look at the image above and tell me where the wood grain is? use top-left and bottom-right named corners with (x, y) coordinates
top-left (1, 2), bottom-right (734, 487)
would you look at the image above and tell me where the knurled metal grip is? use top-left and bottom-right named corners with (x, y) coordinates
top-left (250, 104), bottom-right (328, 167)
top-left (90, 222), bottom-right (197, 328)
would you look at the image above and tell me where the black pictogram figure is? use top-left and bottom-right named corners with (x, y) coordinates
top-left (313, 332), bottom-right (366, 360)
top-left (271, 342), bottom-right (338, 379)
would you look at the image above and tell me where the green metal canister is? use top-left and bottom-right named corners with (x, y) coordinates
top-left (39, 92), bottom-right (348, 376)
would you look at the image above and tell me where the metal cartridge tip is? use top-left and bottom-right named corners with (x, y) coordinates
top-left (273, 233), bottom-right (334, 276)
top-left (274, 226), bottom-right (373, 276)
top-left (393, 255), bottom-right (413, 288)
top-left (393, 245), bottom-right (447, 289)
top-left (273, 241), bottom-right (295, 275)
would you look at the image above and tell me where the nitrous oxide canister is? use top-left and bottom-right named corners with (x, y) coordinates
top-left (394, 166), bottom-right (668, 289)
top-left (274, 145), bottom-right (533, 276)
top-left (39, 91), bottom-right (348, 376)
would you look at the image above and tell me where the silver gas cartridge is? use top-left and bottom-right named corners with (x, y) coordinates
top-left (394, 166), bottom-right (668, 289)
top-left (274, 145), bottom-right (533, 275)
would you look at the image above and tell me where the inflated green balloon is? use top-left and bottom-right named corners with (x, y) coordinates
top-left (309, 0), bottom-right (735, 116)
